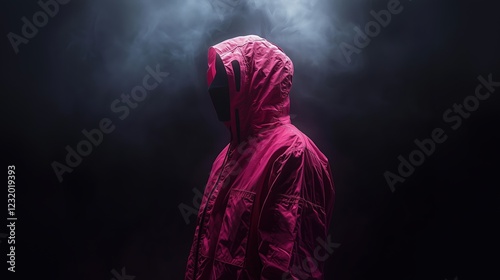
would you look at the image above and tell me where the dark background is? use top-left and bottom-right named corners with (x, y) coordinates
top-left (2, 0), bottom-right (499, 279)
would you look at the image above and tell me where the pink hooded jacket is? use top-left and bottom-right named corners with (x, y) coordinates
top-left (185, 35), bottom-right (335, 280)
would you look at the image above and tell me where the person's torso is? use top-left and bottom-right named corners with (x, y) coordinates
top-left (188, 123), bottom-right (328, 280)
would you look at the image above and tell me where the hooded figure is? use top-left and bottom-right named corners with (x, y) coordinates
top-left (185, 35), bottom-right (335, 280)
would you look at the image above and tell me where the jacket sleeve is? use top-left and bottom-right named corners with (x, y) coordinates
top-left (257, 147), bottom-right (335, 280)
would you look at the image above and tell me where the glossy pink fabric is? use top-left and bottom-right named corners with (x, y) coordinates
top-left (185, 35), bottom-right (335, 280)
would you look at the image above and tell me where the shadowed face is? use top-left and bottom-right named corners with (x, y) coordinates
top-left (208, 53), bottom-right (230, 122)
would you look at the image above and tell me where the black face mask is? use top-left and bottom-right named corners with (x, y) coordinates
top-left (209, 54), bottom-right (231, 122)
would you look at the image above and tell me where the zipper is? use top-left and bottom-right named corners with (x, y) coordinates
top-left (192, 144), bottom-right (233, 279)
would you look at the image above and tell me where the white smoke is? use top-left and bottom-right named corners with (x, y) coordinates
top-left (52, 0), bottom-right (361, 121)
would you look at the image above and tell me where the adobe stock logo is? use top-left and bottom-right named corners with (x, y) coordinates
top-left (7, 0), bottom-right (71, 54)
top-left (282, 235), bottom-right (341, 280)
top-left (384, 74), bottom-right (499, 192)
top-left (110, 267), bottom-right (135, 280)
top-left (51, 64), bottom-right (169, 183)
top-left (339, 0), bottom-right (405, 64)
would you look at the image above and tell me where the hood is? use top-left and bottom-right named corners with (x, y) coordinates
top-left (207, 35), bottom-right (294, 145)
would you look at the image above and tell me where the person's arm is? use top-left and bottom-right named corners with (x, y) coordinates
top-left (256, 147), bottom-right (334, 280)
